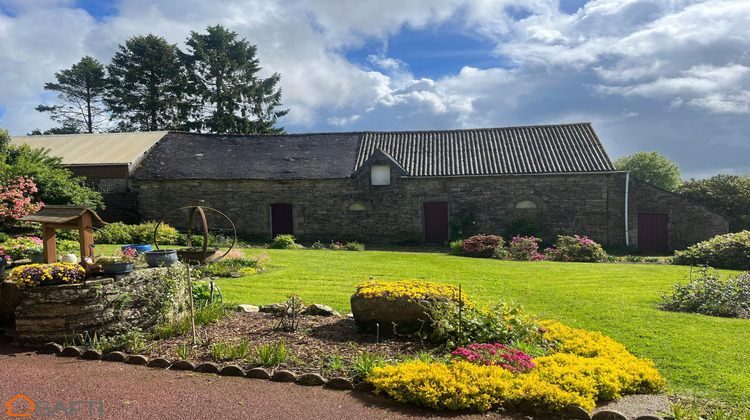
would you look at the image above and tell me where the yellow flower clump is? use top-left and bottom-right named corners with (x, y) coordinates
top-left (354, 279), bottom-right (472, 305)
top-left (368, 321), bottom-right (666, 413)
top-left (8, 263), bottom-right (85, 287)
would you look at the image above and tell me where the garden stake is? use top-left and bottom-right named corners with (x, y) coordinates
top-left (458, 284), bottom-right (464, 347)
top-left (209, 281), bottom-right (214, 304)
top-left (376, 323), bottom-right (380, 343)
top-left (187, 263), bottom-right (197, 346)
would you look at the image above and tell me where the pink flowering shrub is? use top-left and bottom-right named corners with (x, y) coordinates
top-left (545, 235), bottom-right (607, 262)
top-left (0, 176), bottom-right (43, 229)
top-left (507, 236), bottom-right (545, 261)
top-left (459, 235), bottom-right (506, 258)
top-left (452, 343), bottom-right (536, 373)
top-left (1, 236), bottom-right (43, 260)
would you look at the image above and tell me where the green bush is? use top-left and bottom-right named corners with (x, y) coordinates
top-left (95, 221), bottom-right (180, 245)
top-left (96, 222), bottom-right (135, 244)
top-left (505, 218), bottom-right (541, 240)
top-left (57, 239), bottom-right (80, 254)
top-left (661, 269), bottom-right (750, 318)
top-left (428, 300), bottom-right (546, 349)
top-left (270, 234), bottom-right (299, 249)
top-left (673, 231), bottom-right (750, 270)
top-left (545, 235), bottom-right (607, 262)
top-left (449, 239), bottom-right (463, 255)
top-left (457, 235), bottom-right (505, 259)
top-left (0, 232), bottom-right (9, 243)
top-left (345, 241), bottom-right (365, 251)
top-left (133, 221), bottom-right (180, 245)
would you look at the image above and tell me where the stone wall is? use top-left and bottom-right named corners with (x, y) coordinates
top-left (133, 168), bottom-right (728, 250)
top-left (12, 266), bottom-right (188, 346)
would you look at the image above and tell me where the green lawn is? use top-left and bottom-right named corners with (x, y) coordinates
top-left (213, 249), bottom-right (750, 407)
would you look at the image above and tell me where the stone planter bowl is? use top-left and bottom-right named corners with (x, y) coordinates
top-left (144, 249), bottom-right (178, 267)
top-left (100, 261), bottom-right (134, 274)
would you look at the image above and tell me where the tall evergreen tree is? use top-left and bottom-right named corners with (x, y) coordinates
top-left (105, 34), bottom-right (184, 131)
top-left (182, 25), bottom-right (288, 134)
top-left (35, 56), bottom-right (109, 133)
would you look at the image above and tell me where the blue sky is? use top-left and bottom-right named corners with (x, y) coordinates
top-left (1, 0), bottom-right (749, 179)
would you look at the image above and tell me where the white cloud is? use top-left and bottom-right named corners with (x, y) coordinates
top-left (0, 0), bottom-right (749, 178)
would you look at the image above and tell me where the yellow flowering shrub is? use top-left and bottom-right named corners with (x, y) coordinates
top-left (368, 320), bottom-right (666, 414)
top-left (354, 279), bottom-right (472, 305)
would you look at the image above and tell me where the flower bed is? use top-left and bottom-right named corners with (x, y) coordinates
top-left (7, 263), bottom-right (85, 287)
top-left (368, 320), bottom-right (665, 413)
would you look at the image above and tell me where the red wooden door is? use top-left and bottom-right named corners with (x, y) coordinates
top-left (638, 213), bottom-right (668, 253)
top-left (271, 203), bottom-right (293, 238)
top-left (424, 202), bottom-right (449, 243)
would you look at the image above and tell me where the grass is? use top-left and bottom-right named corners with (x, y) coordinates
top-left (211, 248), bottom-right (749, 407)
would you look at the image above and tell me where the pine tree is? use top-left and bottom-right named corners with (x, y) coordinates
top-left (182, 25), bottom-right (288, 134)
top-left (105, 34), bottom-right (184, 131)
top-left (35, 56), bottom-right (109, 133)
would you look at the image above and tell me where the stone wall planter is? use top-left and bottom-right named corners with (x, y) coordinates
top-left (350, 294), bottom-right (433, 335)
top-left (144, 250), bottom-right (178, 267)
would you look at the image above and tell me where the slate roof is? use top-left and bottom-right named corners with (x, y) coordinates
top-left (355, 123), bottom-right (614, 176)
top-left (132, 131), bottom-right (362, 180)
top-left (132, 123), bottom-right (615, 180)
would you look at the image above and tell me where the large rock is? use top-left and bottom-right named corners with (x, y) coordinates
top-left (350, 295), bottom-right (433, 335)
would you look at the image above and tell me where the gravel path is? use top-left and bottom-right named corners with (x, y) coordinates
top-left (0, 338), bottom-right (526, 420)
top-left (0, 337), bottom-right (669, 419)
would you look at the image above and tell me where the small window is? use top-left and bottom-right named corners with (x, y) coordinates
top-left (515, 200), bottom-right (537, 209)
top-left (371, 165), bottom-right (391, 186)
top-left (348, 202), bottom-right (367, 211)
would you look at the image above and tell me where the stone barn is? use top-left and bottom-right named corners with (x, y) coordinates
top-left (129, 123), bottom-right (728, 252)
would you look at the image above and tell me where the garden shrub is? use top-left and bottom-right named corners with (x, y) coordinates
top-left (96, 222), bottom-right (136, 244)
top-left (1, 236), bottom-right (43, 260)
top-left (458, 234), bottom-right (505, 258)
top-left (132, 221), bottom-right (180, 245)
top-left (660, 269), bottom-right (750, 318)
top-left (505, 218), bottom-right (541, 240)
top-left (545, 235), bottom-right (607, 262)
top-left (198, 254), bottom-right (268, 278)
top-left (345, 241), bottom-right (365, 251)
top-left (0, 232), bottom-right (10, 243)
top-left (270, 234), bottom-right (299, 249)
top-left (56, 239), bottom-right (80, 254)
top-left (428, 300), bottom-right (543, 348)
top-left (451, 343), bottom-right (536, 373)
top-left (449, 239), bottom-right (463, 255)
top-left (507, 236), bottom-right (545, 261)
top-left (368, 320), bottom-right (665, 414)
top-left (672, 230), bottom-right (750, 270)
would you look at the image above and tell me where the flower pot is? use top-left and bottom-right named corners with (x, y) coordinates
top-left (144, 250), bottom-right (178, 267)
top-left (100, 261), bottom-right (134, 274)
top-left (122, 244), bottom-right (153, 254)
top-left (0, 254), bottom-right (7, 272)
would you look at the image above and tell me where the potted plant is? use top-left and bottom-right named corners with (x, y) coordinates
top-left (0, 253), bottom-right (8, 272)
top-left (144, 249), bottom-right (178, 267)
top-left (95, 247), bottom-right (136, 274)
top-left (27, 245), bottom-right (44, 263)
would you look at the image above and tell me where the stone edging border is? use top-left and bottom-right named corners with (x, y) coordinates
top-left (39, 342), bottom-right (665, 420)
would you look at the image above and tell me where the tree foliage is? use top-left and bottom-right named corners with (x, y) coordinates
top-left (182, 25), bottom-right (288, 134)
top-left (676, 174), bottom-right (750, 232)
top-left (106, 34), bottom-right (184, 131)
top-left (35, 56), bottom-right (109, 133)
top-left (614, 151), bottom-right (682, 191)
top-left (0, 142), bottom-right (103, 210)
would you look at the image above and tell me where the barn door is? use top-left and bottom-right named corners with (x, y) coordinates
top-left (424, 202), bottom-right (449, 243)
top-left (638, 213), bottom-right (668, 254)
top-left (270, 203), bottom-right (293, 238)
